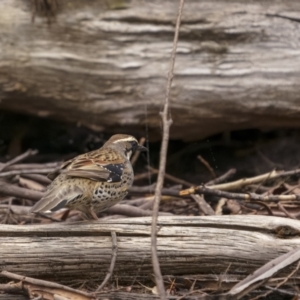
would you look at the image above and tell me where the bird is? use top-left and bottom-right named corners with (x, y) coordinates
top-left (30, 134), bottom-right (147, 220)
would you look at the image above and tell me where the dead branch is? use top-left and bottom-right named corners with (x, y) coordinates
top-left (4, 162), bottom-right (61, 171)
top-left (181, 169), bottom-right (300, 194)
top-left (148, 167), bottom-right (193, 187)
top-left (0, 168), bottom-right (59, 178)
top-left (226, 248), bottom-right (300, 299)
top-left (0, 204), bottom-right (30, 215)
top-left (197, 155), bottom-right (216, 179)
top-left (19, 177), bottom-right (45, 191)
top-left (21, 173), bottom-right (52, 185)
top-left (106, 204), bottom-right (173, 217)
top-left (1, 270), bottom-right (93, 300)
top-left (0, 181), bottom-right (43, 201)
top-left (0, 149), bottom-right (38, 172)
top-left (151, 1), bottom-right (185, 298)
top-left (180, 185), bottom-right (300, 202)
top-left (206, 169), bottom-right (236, 186)
top-left (190, 194), bottom-right (215, 215)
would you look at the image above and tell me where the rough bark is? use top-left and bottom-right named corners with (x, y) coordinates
top-left (1, 0), bottom-right (300, 140)
top-left (0, 215), bottom-right (300, 286)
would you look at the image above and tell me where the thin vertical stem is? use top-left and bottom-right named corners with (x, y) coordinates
top-left (151, 0), bottom-right (185, 299)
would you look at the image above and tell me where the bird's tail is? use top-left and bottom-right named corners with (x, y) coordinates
top-left (30, 185), bottom-right (83, 213)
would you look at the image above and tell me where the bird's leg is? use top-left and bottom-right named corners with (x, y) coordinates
top-left (60, 209), bottom-right (71, 221)
top-left (80, 208), bottom-right (98, 220)
top-left (89, 208), bottom-right (99, 220)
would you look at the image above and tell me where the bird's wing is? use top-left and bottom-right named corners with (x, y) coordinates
top-left (63, 150), bottom-right (126, 182)
top-left (47, 158), bottom-right (74, 180)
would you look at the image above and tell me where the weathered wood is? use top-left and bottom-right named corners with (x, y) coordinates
top-left (1, 1), bottom-right (300, 140)
top-left (0, 215), bottom-right (300, 285)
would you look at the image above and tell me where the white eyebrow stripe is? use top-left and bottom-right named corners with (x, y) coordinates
top-left (113, 137), bottom-right (137, 143)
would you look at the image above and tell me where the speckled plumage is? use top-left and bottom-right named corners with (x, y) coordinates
top-left (30, 134), bottom-right (147, 219)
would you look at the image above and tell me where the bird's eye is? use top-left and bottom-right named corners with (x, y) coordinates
top-left (130, 141), bottom-right (138, 149)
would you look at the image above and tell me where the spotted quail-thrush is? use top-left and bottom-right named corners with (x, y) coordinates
top-left (30, 134), bottom-right (147, 220)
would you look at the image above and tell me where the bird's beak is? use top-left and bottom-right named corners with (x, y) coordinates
top-left (137, 145), bottom-right (148, 152)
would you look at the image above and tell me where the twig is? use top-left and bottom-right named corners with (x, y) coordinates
top-left (139, 198), bottom-right (155, 210)
top-left (190, 194), bottom-right (215, 215)
top-left (206, 169), bottom-right (236, 186)
top-left (181, 186), bottom-right (300, 202)
top-left (250, 259), bottom-right (300, 300)
top-left (264, 286), bottom-right (297, 297)
top-left (275, 257), bottom-right (300, 286)
top-left (19, 177), bottom-right (46, 191)
top-left (247, 184), bottom-right (270, 193)
top-left (0, 168), bottom-right (59, 178)
top-left (151, 0), bottom-right (185, 299)
top-left (96, 231), bottom-right (118, 292)
top-left (129, 184), bottom-right (157, 194)
top-left (161, 188), bottom-right (181, 197)
top-left (277, 203), bottom-right (296, 219)
top-left (122, 196), bottom-right (154, 207)
top-left (148, 166), bottom-right (193, 187)
top-left (106, 204), bottom-right (156, 217)
top-left (0, 181), bottom-right (44, 201)
top-left (106, 204), bottom-right (173, 217)
top-left (134, 172), bottom-right (153, 181)
top-left (255, 210), bottom-right (298, 218)
top-left (1, 270), bottom-right (92, 298)
top-left (21, 173), bottom-right (52, 185)
top-left (130, 184), bottom-right (182, 197)
top-left (177, 289), bottom-right (207, 300)
top-left (181, 168), bottom-right (300, 194)
top-left (0, 149), bottom-right (38, 172)
top-left (282, 182), bottom-right (300, 195)
top-left (0, 281), bottom-right (23, 294)
top-left (4, 162), bottom-right (61, 171)
top-left (197, 155), bottom-right (216, 179)
top-left (251, 201), bottom-right (273, 216)
top-left (227, 248), bottom-right (300, 299)
top-left (252, 169), bottom-right (275, 194)
top-left (0, 204), bottom-right (31, 215)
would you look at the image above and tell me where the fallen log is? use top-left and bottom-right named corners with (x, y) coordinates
top-left (0, 215), bottom-right (300, 286)
top-left (1, 1), bottom-right (300, 140)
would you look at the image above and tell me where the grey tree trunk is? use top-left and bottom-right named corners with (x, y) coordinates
top-left (1, 0), bottom-right (300, 140)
